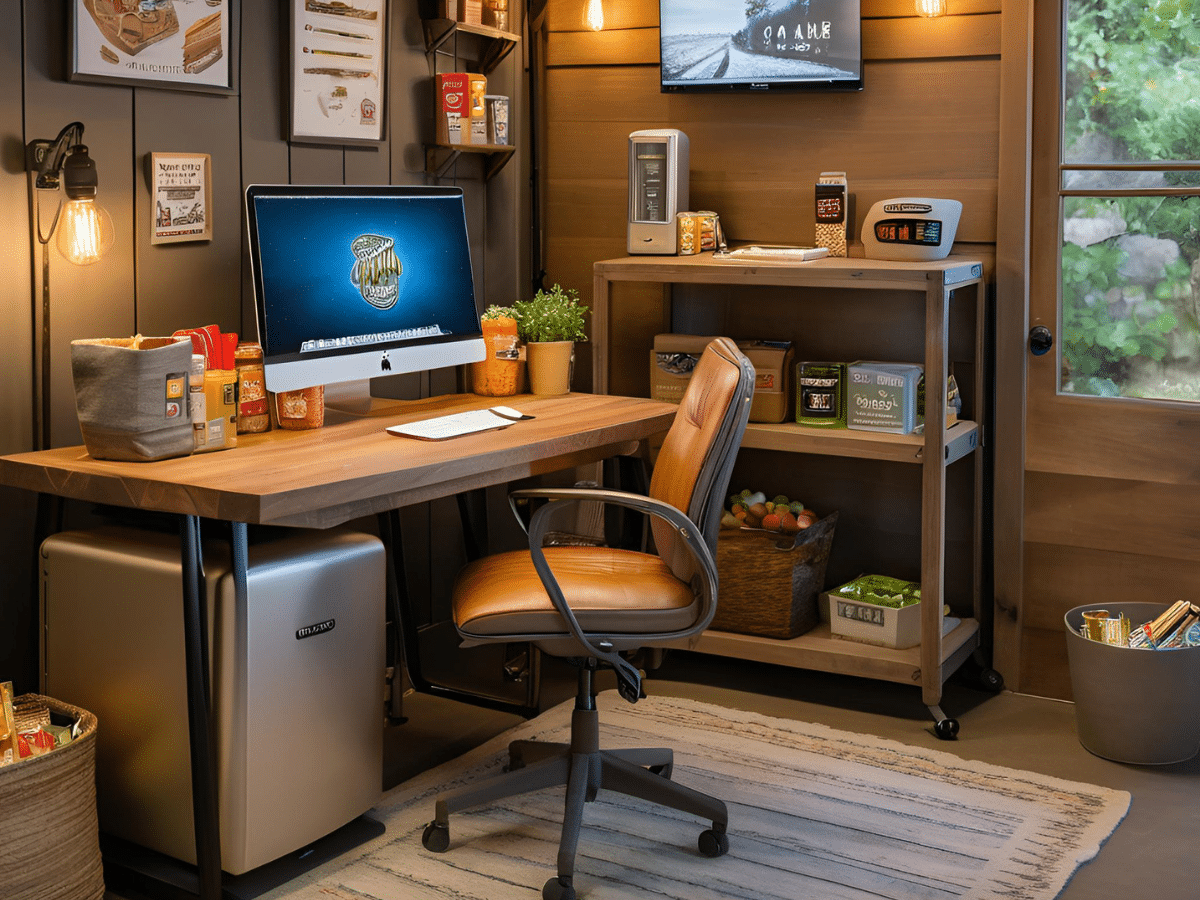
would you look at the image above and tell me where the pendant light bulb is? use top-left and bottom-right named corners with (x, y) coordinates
top-left (57, 198), bottom-right (114, 266)
top-left (585, 0), bottom-right (604, 32)
top-left (915, 0), bottom-right (947, 16)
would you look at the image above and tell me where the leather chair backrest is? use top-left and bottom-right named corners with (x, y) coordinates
top-left (647, 337), bottom-right (755, 581)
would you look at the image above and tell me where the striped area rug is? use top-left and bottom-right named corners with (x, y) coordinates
top-left (262, 693), bottom-right (1129, 900)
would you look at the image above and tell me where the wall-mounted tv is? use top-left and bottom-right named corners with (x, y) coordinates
top-left (659, 1), bottom-right (863, 93)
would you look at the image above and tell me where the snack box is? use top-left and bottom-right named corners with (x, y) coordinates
top-left (796, 361), bottom-right (847, 428)
top-left (435, 73), bottom-right (468, 145)
top-left (649, 334), bottom-right (792, 423)
top-left (823, 575), bottom-right (923, 649)
top-left (847, 361), bottom-right (923, 434)
top-left (466, 73), bottom-right (488, 144)
top-left (459, 0), bottom-right (483, 25)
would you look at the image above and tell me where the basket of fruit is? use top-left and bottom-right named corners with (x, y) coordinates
top-left (711, 490), bottom-right (838, 639)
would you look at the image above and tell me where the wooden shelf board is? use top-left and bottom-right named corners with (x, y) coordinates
top-left (741, 420), bottom-right (979, 465)
top-left (683, 619), bottom-right (981, 686)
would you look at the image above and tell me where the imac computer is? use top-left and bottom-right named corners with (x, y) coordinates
top-left (244, 183), bottom-right (486, 401)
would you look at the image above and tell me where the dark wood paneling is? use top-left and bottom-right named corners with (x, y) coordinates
top-left (24, 1), bottom-right (136, 450)
top-left (1, 0), bottom-right (32, 456)
top-left (134, 90), bottom-right (243, 338)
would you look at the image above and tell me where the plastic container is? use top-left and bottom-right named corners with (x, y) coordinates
top-left (1065, 602), bottom-right (1200, 765)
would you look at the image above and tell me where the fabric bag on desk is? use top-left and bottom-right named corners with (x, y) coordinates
top-left (70, 335), bottom-right (195, 462)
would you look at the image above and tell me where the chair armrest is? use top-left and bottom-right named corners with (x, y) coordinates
top-left (509, 486), bottom-right (718, 703)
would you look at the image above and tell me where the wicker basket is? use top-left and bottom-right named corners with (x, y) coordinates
top-left (0, 695), bottom-right (105, 900)
top-left (712, 512), bottom-right (838, 639)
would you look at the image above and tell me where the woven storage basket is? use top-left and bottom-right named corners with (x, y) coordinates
top-left (0, 694), bottom-right (105, 900)
top-left (712, 512), bottom-right (838, 639)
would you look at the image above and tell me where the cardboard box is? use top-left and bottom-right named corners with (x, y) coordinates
top-left (847, 361), bottom-right (923, 434)
top-left (649, 335), bottom-right (792, 423)
top-left (435, 73), bottom-right (468, 145)
top-left (739, 340), bottom-right (793, 423)
top-left (483, 0), bottom-right (509, 30)
top-left (466, 73), bottom-right (488, 144)
top-left (459, 0), bottom-right (483, 25)
top-left (827, 592), bottom-right (923, 649)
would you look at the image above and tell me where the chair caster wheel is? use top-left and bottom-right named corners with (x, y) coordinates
top-left (934, 718), bottom-right (960, 741)
top-left (979, 668), bottom-right (1005, 692)
top-left (698, 826), bottom-right (729, 858)
top-left (421, 821), bottom-right (450, 853)
top-left (543, 875), bottom-right (576, 900)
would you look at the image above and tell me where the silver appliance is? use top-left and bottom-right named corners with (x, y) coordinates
top-left (41, 526), bottom-right (385, 875)
top-left (628, 129), bottom-right (689, 255)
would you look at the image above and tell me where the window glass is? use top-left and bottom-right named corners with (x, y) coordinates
top-left (1059, 2), bottom-right (1200, 401)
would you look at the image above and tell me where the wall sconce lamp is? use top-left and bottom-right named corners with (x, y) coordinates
top-left (25, 121), bottom-right (115, 449)
top-left (915, 0), bottom-right (947, 16)
top-left (585, 0), bottom-right (604, 32)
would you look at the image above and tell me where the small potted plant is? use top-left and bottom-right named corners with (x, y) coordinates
top-left (513, 284), bottom-right (589, 395)
top-left (470, 304), bottom-right (524, 396)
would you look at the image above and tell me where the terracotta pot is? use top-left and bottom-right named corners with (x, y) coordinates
top-left (471, 317), bottom-right (524, 396)
top-left (526, 340), bottom-right (574, 395)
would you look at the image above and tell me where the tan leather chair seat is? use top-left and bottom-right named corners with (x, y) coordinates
top-left (455, 546), bottom-right (698, 638)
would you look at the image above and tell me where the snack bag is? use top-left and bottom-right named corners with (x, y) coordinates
top-left (0, 681), bottom-right (17, 766)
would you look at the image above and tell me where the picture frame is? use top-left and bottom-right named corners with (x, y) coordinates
top-left (69, 1), bottom-right (239, 95)
top-left (148, 152), bottom-right (213, 245)
top-left (289, 0), bottom-right (388, 145)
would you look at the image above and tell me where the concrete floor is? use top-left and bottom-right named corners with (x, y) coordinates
top-left (106, 650), bottom-right (1196, 900)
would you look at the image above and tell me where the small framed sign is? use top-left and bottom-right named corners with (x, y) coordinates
top-left (70, 0), bottom-right (238, 95)
top-left (149, 152), bottom-right (213, 245)
top-left (289, 0), bottom-right (388, 144)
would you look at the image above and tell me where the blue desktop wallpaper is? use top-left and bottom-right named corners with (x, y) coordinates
top-left (250, 192), bottom-right (481, 359)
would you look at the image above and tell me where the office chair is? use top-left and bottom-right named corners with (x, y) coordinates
top-left (421, 337), bottom-right (756, 900)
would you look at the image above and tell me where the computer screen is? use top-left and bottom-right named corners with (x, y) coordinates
top-left (245, 183), bottom-right (486, 394)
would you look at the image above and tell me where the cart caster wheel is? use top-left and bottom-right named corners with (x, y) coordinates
top-left (543, 875), bottom-right (576, 900)
top-left (979, 668), bottom-right (1005, 692)
top-left (649, 762), bottom-right (673, 779)
top-left (934, 718), bottom-right (960, 741)
top-left (421, 821), bottom-right (450, 853)
top-left (698, 826), bottom-right (729, 858)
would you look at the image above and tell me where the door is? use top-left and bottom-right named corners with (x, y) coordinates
top-left (1021, 0), bottom-right (1200, 696)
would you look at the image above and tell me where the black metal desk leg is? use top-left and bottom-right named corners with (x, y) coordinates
top-left (180, 514), bottom-right (223, 899)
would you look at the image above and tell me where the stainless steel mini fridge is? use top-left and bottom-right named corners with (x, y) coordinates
top-left (41, 525), bottom-right (385, 875)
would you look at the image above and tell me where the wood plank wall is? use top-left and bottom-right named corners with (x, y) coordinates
top-left (0, 1), bottom-right (528, 692)
top-left (537, 0), bottom-right (1005, 641)
top-left (539, 0), bottom-right (1002, 395)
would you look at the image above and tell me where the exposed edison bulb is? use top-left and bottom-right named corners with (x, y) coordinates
top-left (56, 198), bottom-right (114, 266)
top-left (915, 0), bottom-right (947, 16)
top-left (585, 0), bottom-right (604, 32)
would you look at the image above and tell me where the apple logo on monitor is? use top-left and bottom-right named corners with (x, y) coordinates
top-left (350, 234), bottom-right (402, 310)
top-left (381, 351), bottom-right (391, 372)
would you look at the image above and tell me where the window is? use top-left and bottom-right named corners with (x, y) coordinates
top-left (1058, 0), bottom-right (1200, 401)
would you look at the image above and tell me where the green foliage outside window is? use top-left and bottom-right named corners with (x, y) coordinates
top-left (1060, 1), bottom-right (1200, 400)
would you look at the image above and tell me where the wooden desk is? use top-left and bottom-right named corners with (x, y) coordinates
top-left (0, 391), bottom-right (676, 900)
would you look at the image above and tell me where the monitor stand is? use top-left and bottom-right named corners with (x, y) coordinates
top-left (323, 379), bottom-right (374, 415)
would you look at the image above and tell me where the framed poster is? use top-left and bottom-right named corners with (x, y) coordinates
top-left (70, 1), bottom-right (238, 95)
top-left (149, 152), bottom-right (213, 244)
top-left (290, 0), bottom-right (388, 144)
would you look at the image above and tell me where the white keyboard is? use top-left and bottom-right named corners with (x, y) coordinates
top-left (387, 406), bottom-right (528, 441)
top-left (717, 245), bottom-right (829, 262)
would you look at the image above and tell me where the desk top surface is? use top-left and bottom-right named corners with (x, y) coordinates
top-left (0, 393), bottom-right (676, 529)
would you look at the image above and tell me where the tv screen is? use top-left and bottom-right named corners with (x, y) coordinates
top-left (659, 0), bottom-right (862, 93)
top-left (245, 184), bottom-right (485, 394)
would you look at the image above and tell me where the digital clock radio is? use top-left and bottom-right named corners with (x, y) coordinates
top-left (861, 197), bottom-right (962, 261)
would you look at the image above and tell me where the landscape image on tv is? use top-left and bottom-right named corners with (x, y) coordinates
top-left (660, 0), bottom-right (861, 90)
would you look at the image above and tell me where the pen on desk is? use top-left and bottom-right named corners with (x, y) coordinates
top-left (305, 24), bottom-right (371, 39)
top-left (304, 47), bottom-right (374, 59)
